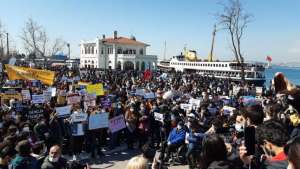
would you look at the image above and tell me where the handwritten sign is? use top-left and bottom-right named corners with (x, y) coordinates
top-left (86, 83), bottom-right (104, 96)
top-left (109, 115), bottom-right (126, 133)
top-left (55, 105), bottom-right (72, 118)
top-left (31, 95), bottom-right (45, 104)
top-left (88, 113), bottom-right (109, 130)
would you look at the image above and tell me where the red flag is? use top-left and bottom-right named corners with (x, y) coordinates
top-left (143, 69), bottom-right (152, 80)
top-left (266, 56), bottom-right (272, 62)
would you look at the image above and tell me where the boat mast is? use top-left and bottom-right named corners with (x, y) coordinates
top-left (163, 40), bottom-right (166, 60)
top-left (208, 24), bottom-right (217, 62)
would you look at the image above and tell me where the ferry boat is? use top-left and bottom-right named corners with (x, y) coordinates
top-left (157, 26), bottom-right (266, 86)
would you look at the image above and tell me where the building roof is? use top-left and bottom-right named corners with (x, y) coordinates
top-left (102, 36), bottom-right (149, 46)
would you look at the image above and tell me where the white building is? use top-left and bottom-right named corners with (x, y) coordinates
top-left (80, 31), bottom-right (157, 70)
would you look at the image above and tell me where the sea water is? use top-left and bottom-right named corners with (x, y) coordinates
top-left (265, 66), bottom-right (300, 86)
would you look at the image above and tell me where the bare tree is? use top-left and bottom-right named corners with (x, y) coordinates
top-left (217, 0), bottom-right (252, 83)
top-left (50, 38), bottom-right (67, 56)
top-left (20, 18), bottom-right (48, 57)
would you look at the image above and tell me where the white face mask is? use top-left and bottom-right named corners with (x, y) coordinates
top-left (130, 108), bottom-right (134, 112)
top-left (23, 127), bottom-right (30, 132)
top-left (235, 123), bottom-right (244, 132)
top-left (49, 156), bottom-right (59, 162)
top-left (177, 125), bottom-right (182, 130)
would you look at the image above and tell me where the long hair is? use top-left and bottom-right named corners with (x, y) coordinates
top-left (285, 136), bottom-right (300, 169)
top-left (201, 134), bottom-right (227, 169)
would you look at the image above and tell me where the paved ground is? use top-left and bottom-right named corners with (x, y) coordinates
top-left (64, 145), bottom-right (188, 169)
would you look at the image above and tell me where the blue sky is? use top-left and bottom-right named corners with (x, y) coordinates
top-left (0, 0), bottom-right (299, 63)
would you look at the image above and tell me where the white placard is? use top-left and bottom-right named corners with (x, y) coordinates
top-left (51, 88), bottom-right (57, 97)
top-left (180, 104), bottom-right (193, 110)
top-left (144, 92), bottom-right (156, 99)
top-left (89, 113), bottom-right (109, 130)
top-left (43, 90), bottom-right (52, 102)
top-left (135, 89), bottom-right (145, 96)
top-left (21, 90), bottom-right (31, 100)
top-left (67, 95), bottom-right (81, 105)
top-left (154, 112), bottom-right (164, 122)
top-left (189, 98), bottom-right (201, 107)
top-left (71, 113), bottom-right (88, 122)
top-left (55, 105), bottom-right (72, 117)
top-left (31, 95), bottom-right (45, 104)
top-left (256, 87), bottom-right (263, 95)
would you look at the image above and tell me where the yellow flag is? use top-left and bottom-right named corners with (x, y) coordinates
top-left (86, 83), bottom-right (104, 96)
top-left (5, 65), bottom-right (55, 86)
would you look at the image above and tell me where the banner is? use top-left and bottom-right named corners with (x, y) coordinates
top-left (86, 83), bottom-right (104, 96)
top-left (55, 105), bottom-right (72, 117)
top-left (0, 93), bottom-right (22, 101)
top-left (5, 65), bottom-right (55, 86)
top-left (31, 95), bottom-right (45, 104)
top-left (21, 90), bottom-right (31, 100)
top-left (109, 115), bottom-right (126, 133)
top-left (88, 113), bottom-right (109, 130)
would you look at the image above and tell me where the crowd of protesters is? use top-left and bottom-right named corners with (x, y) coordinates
top-left (1, 63), bottom-right (300, 169)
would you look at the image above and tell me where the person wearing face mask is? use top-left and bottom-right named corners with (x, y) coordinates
top-left (240, 120), bottom-right (289, 169)
top-left (137, 105), bottom-right (150, 148)
top-left (125, 106), bottom-right (138, 149)
top-left (33, 117), bottom-right (50, 146)
top-left (161, 121), bottom-right (186, 163)
top-left (31, 141), bottom-right (47, 169)
top-left (41, 145), bottom-right (67, 169)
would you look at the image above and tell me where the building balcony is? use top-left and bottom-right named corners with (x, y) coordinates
top-left (116, 54), bottom-right (157, 60)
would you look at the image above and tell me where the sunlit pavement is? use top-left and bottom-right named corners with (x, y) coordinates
top-left (63, 144), bottom-right (188, 169)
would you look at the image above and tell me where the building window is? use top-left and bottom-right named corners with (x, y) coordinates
top-left (101, 48), bottom-right (104, 54)
top-left (91, 46), bottom-right (94, 54)
top-left (133, 50), bottom-right (136, 54)
top-left (85, 60), bottom-right (87, 63)
top-left (139, 49), bottom-right (143, 55)
top-left (96, 50), bottom-right (97, 54)
top-left (117, 48), bottom-right (122, 54)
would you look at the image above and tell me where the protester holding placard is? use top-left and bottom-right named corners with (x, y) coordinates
top-left (70, 109), bottom-right (87, 160)
top-left (125, 106), bottom-right (138, 149)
